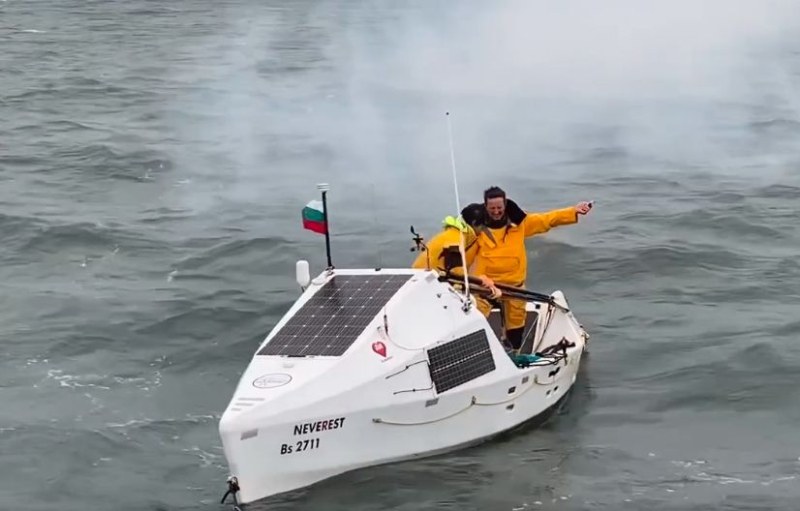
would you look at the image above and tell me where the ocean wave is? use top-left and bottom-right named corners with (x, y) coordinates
top-left (149, 289), bottom-right (268, 311)
top-left (0, 211), bottom-right (46, 239)
top-left (0, 153), bottom-right (46, 169)
top-left (20, 221), bottom-right (117, 250)
top-left (748, 117), bottom-right (800, 132)
top-left (132, 305), bottom-right (265, 340)
top-left (582, 244), bottom-right (751, 279)
top-left (5, 423), bottom-right (128, 453)
top-left (523, 236), bottom-right (757, 292)
top-left (53, 142), bottom-right (172, 169)
top-left (632, 341), bottom-right (800, 414)
top-left (126, 7), bottom-right (182, 16)
top-left (769, 320), bottom-right (800, 338)
top-left (701, 213), bottom-right (788, 239)
top-left (137, 206), bottom-right (196, 225)
top-left (754, 184), bottom-right (800, 199)
top-left (8, 119), bottom-right (103, 135)
top-left (617, 207), bottom-right (788, 240)
top-left (576, 175), bottom-right (688, 193)
top-left (14, 219), bottom-right (155, 255)
top-left (105, 413), bottom-right (220, 435)
top-left (3, 119), bottom-right (109, 137)
top-left (660, 281), bottom-right (798, 306)
top-left (44, 323), bottom-right (146, 358)
top-left (39, 365), bottom-right (163, 393)
top-left (172, 236), bottom-right (294, 271)
top-left (4, 77), bottom-right (154, 103)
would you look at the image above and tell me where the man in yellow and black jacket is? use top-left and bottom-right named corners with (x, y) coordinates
top-left (472, 186), bottom-right (593, 351)
top-left (412, 204), bottom-right (500, 296)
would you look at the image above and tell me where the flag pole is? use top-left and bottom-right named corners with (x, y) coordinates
top-left (318, 183), bottom-right (333, 269)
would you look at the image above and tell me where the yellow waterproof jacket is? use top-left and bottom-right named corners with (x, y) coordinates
top-left (412, 226), bottom-right (478, 276)
top-left (473, 206), bottom-right (578, 285)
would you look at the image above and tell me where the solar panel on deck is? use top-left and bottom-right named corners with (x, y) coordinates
top-left (427, 330), bottom-right (496, 393)
top-left (258, 274), bottom-right (411, 357)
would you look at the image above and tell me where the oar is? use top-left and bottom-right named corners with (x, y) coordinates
top-left (441, 274), bottom-right (562, 308)
top-left (468, 284), bottom-right (547, 303)
top-left (459, 275), bottom-right (554, 303)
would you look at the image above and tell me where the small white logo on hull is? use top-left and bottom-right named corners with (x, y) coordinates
top-left (252, 373), bottom-right (292, 389)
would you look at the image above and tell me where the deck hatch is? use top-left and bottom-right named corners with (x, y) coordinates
top-left (427, 329), bottom-right (496, 393)
top-left (258, 274), bottom-right (411, 357)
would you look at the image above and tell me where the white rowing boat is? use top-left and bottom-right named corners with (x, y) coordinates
top-left (217, 261), bottom-right (591, 507)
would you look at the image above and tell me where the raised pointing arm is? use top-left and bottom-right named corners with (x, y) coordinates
top-left (522, 201), bottom-right (592, 237)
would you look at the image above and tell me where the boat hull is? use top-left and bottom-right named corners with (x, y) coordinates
top-left (218, 269), bottom-right (590, 505)
top-left (220, 345), bottom-right (585, 504)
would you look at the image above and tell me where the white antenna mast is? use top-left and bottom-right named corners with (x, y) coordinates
top-left (445, 112), bottom-right (471, 308)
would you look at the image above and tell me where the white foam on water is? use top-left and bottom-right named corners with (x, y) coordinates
top-left (760, 476), bottom-right (797, 486)
top-left (46, 369), bottom-right (112, 390)
top-left (181, 446), bottom-right (220, 467)
top-left (106, 418), bottom-right (152, 429)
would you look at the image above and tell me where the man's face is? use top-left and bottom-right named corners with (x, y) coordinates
top-left (486, 197), bottom-right (505, 221)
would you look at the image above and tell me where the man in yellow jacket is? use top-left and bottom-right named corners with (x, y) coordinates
top-left (472, 186), bottom-right (593, 351)
top-left (412, 204), bottom-right (500, 295)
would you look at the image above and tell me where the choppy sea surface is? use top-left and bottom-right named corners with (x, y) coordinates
top-left (2, 0), bottom-right (800, 509)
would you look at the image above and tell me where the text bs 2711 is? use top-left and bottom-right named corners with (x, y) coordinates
top-left (280, 438), bottom-right (320, 455)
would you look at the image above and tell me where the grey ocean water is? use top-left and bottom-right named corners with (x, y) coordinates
top-left (2, 0), bottom-right (800, 509)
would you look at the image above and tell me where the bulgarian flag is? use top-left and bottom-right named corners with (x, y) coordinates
top-left (301, 199), bottom-right (327, 234)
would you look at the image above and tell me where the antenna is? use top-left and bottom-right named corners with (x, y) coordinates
top-left (445, 112), bottom-right (471, 309)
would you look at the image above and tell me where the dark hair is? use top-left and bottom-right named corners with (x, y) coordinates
top-left (483, 186), bottom-right (506, 203)
top-left (460, 203), bottom-right (485, 227)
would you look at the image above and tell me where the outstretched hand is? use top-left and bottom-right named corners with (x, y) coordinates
top-left (575, 201), bottom-right (593, 215)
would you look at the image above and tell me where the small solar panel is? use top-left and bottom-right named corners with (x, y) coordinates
top-left (257, 274), bottom-right (411, 357)
top-left (427, 330), bottom-right (496, 393)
